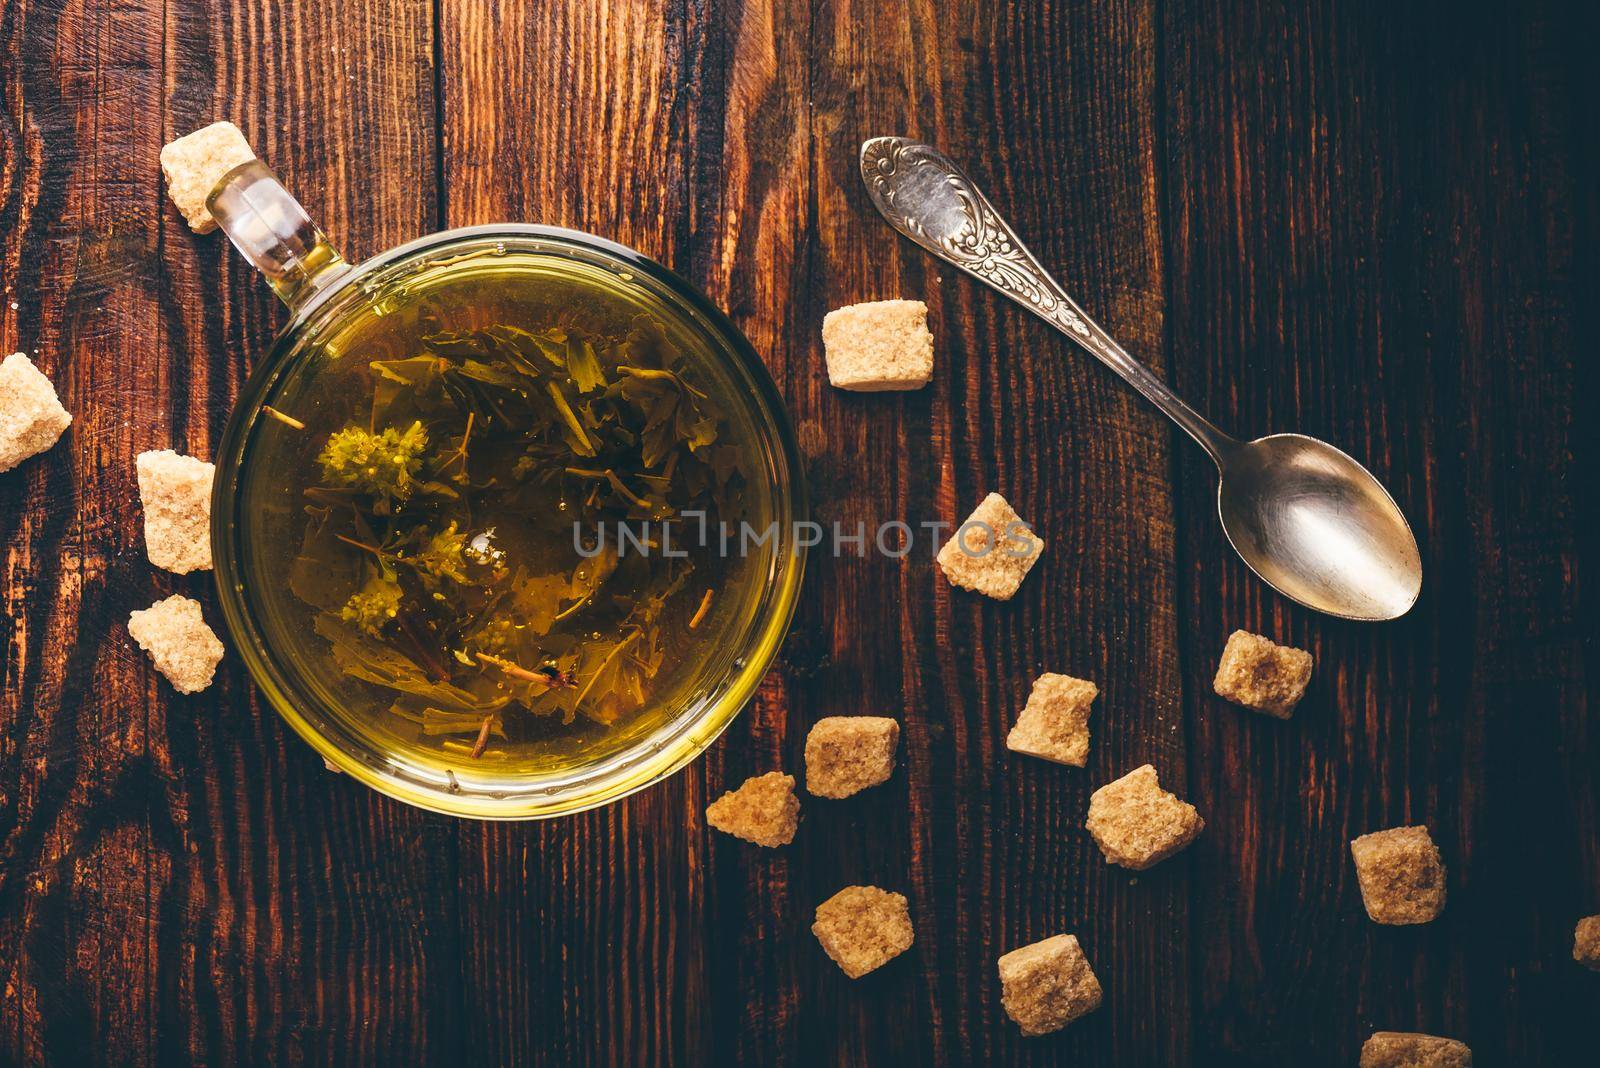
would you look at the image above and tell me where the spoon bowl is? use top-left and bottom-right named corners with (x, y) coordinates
top-left (1215, 435), bottom-right (1421, 621)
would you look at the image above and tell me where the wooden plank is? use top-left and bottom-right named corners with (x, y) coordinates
top-left (438, 3), bottom-right (715, 1064)
top-left (1, 2), bottom-right (181, 1062)
top-left (1, 0), bottom-right (451, 1063)
top-left (694, 0), bottom-right (1187, 1062)
top-left (1162, 0), bottom-right (1600, 1063)
top-left (687, 2), bottom-right (811, 1062)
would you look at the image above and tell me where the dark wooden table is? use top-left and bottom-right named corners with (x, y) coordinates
top-left (3, 0), bottom-right (1597, 1063)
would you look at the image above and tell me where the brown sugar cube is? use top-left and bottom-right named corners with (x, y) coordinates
top-left (137, 449), bottom-right (216, 575)
top-left (811, 885), bottom-right (914, 978)
top-left (935, 492), bottom-right (1044, 601)
top-left (805, 716), bottom-right (900, 798)
top-left (1085, 764), bottom-right (1204, 870)
top-left (1350, 826), bottom-right (1447, 925)
top-left (128, 595), bottom-right (225, 695)
top-left (997, 934), bottom-right (1103, 1037)
top-left (1212, 629), bottom-right (1313, 718)
top-left (1359, 1031), bottom-right (1472, 1067)
top-left (821, 299), bottom-right (934, 391)
top-left (1006, 673), bottom-right (1098, 767)
top-left (160, 121), bottom-right (257, 233)
top-left (0, 352), bottom-right (72, 473)
top-left (1575, 915), bottom-right (1600, 970)
top-left (705, 771), bottom-right (799, 847)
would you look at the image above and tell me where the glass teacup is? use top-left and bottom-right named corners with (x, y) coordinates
top-left (206, 161), bottom-right (806, 819)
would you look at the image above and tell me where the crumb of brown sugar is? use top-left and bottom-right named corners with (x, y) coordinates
top-left (1212, 629), bottom-right (1313, 718)
top-left (0, 352), bottom-right (72, 473)
top-left (137, 449), bottom-right (216, 575)
top-left (1007, 673), bottom-right (1098, 767)
top-left (1359, 1031), bottom-right (1472, 1067)
top-left (1085, 764), bottom-right (1204, 870)
top-left (705, 771), bottom-right (799, 847)
top-left (804, 716), bottom-right (900, 798)
top-left (821, 299), bottom-right (934, 391)
top-left (1573, 915), bottom-right (1600, 970)
top-left (1350, 826), bottom-right (1447, 925)
top-left (811, 885), bottom-right (913, 978)
top-left (128, 595), bottom-right (225, 694)
top-left (935, 492), bottom-right (1044, 601)
top-left (160, 121), bottom-right (257, 233)
top-left (998, 934), bottom-right (1102, 1036)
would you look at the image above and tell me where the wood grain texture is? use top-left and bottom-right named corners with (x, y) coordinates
top-left (706, 2), bottom-right (1192, 1064)
top-left (1163, 0), bottom-right (1600, 1064)
top-left (3, 0), bottom-right (451, 1064)
top-left (439, 4), bottom-right (713, 1065)
top-left (1, 0), bottom-right (1596, 1064)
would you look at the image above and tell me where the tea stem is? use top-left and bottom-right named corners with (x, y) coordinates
top-left (262, 405), bottom-right (306, 430)
top-left (336, 534), bottom-right (385, 556)
top-left (688, 589), bottom-right (713, 629)
top-left (470, 715), bottom-right (493, 760)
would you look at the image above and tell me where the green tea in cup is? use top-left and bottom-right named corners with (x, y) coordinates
top-left (209, 163), bottom-right (804, 816)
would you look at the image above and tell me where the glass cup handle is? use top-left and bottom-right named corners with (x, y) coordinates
top-left (207, 160), bottom-right (350, 310)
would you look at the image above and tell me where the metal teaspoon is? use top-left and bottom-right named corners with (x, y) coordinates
top-left (860, 137), bottom-right (1421, 621)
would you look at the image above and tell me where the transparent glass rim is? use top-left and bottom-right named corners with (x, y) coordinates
top-left (211, 224), bottom-right (807, 819)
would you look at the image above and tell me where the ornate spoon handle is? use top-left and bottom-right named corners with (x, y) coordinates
top-left (859, 137), bottom-right (1234, 462)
